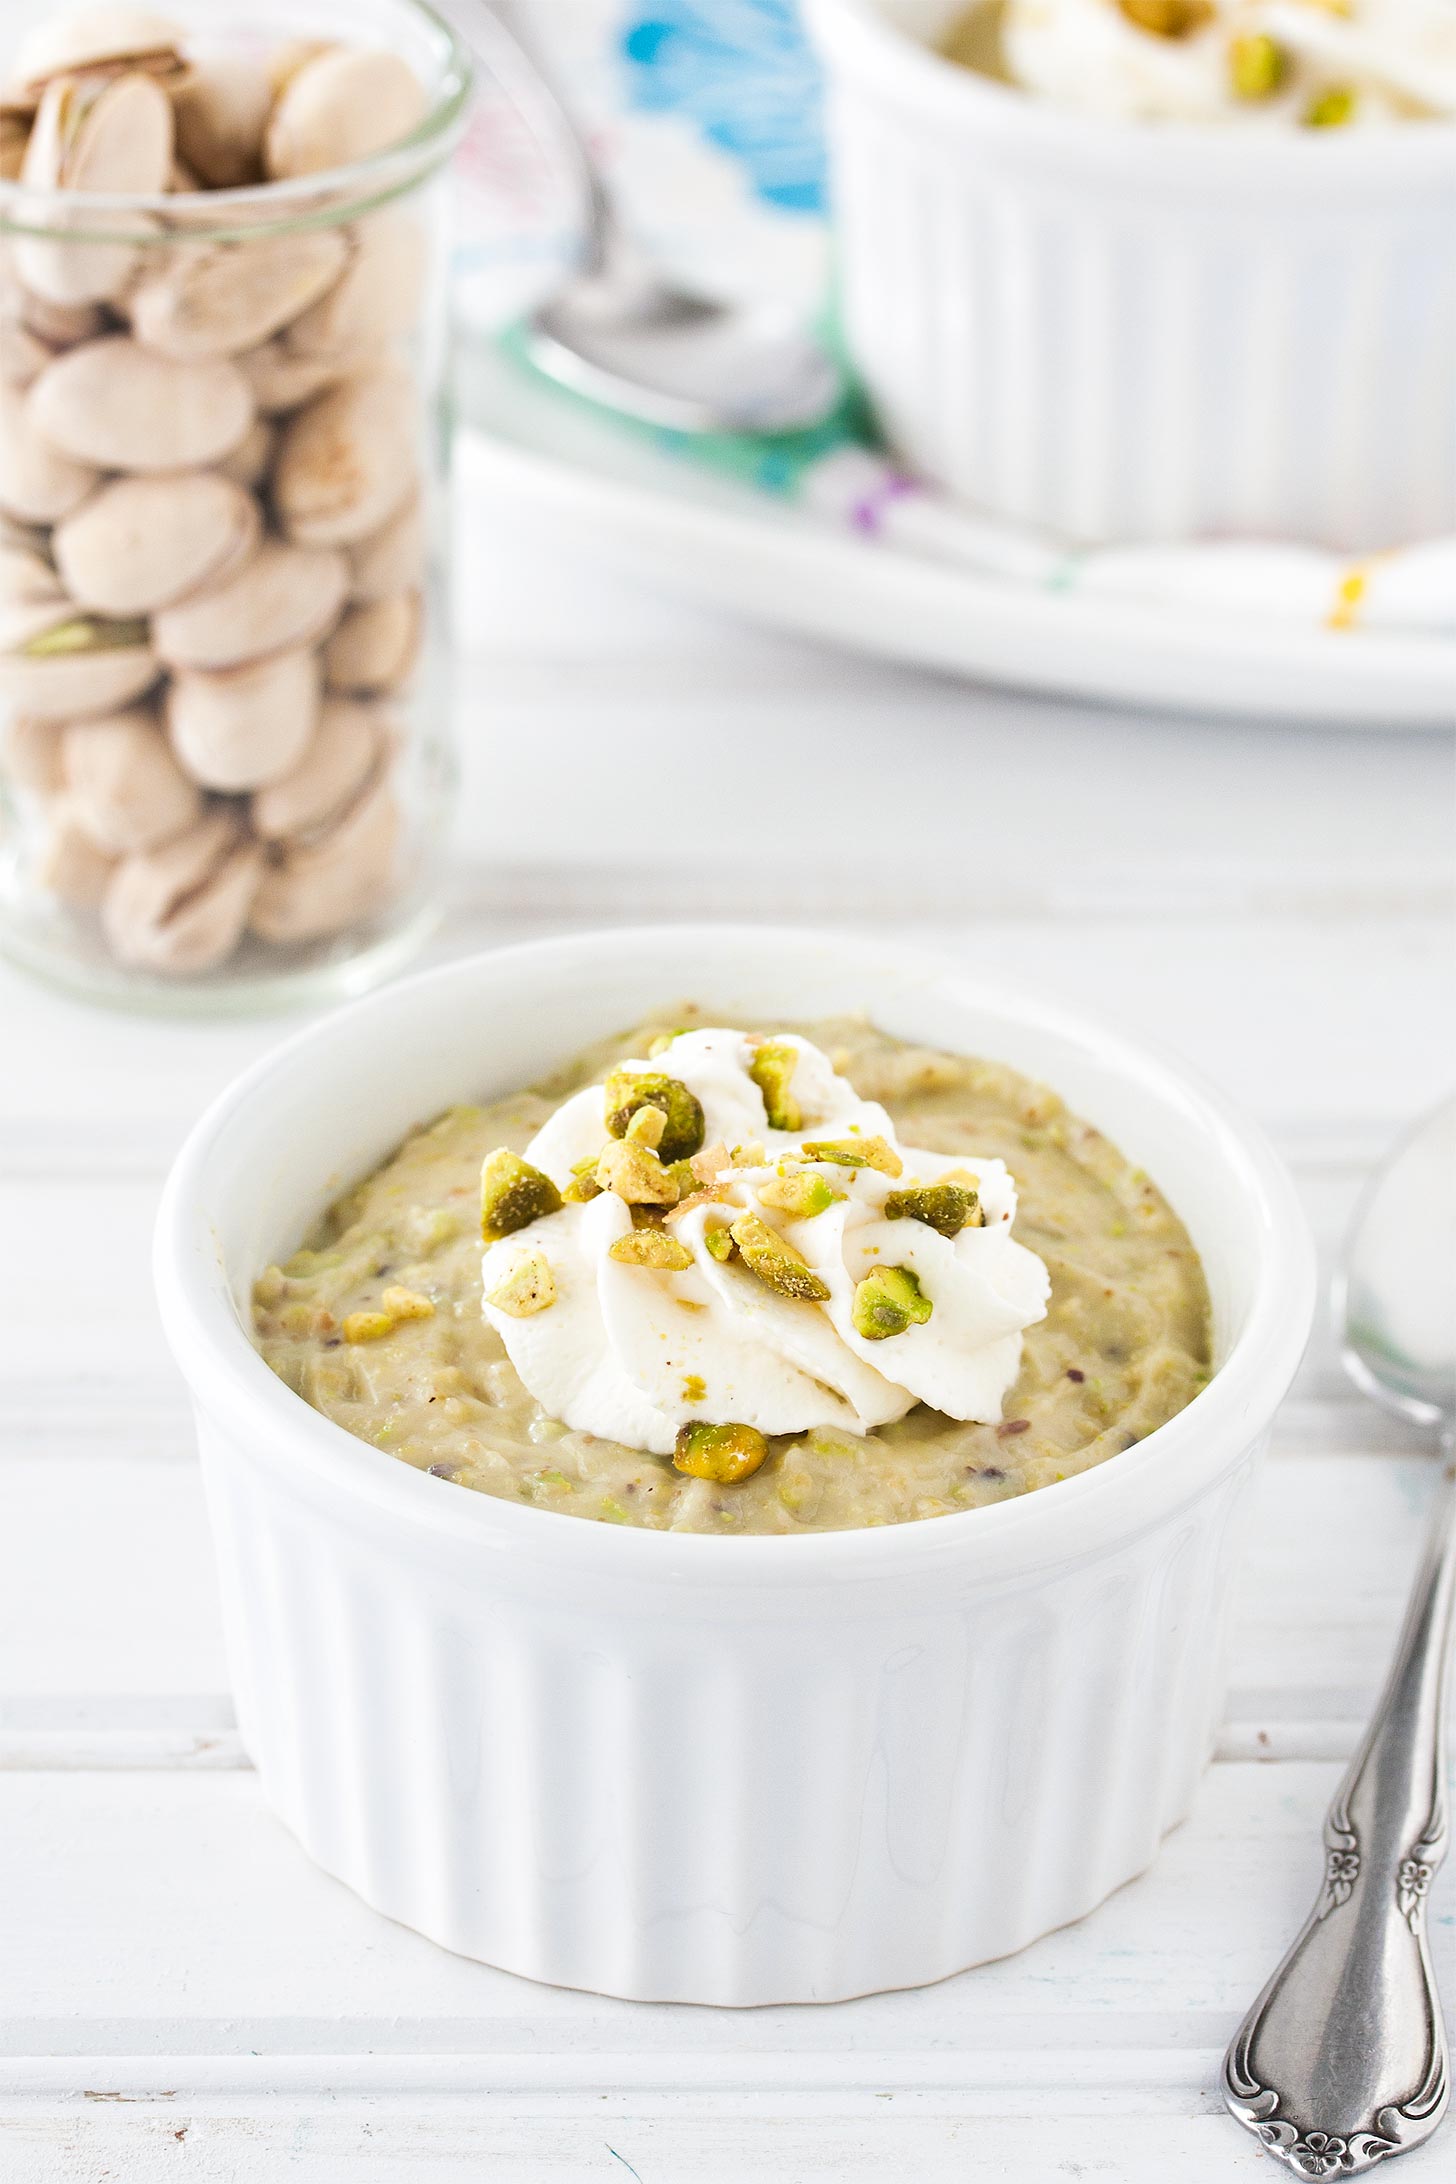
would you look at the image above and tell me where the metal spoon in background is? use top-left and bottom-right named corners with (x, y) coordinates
top-left (471, 3), bottom-right (843, 435)
top-left (1224, 1097), bottom-right (1456, 2175)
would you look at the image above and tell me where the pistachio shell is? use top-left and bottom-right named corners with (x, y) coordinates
top-left (284, 210), bottom-right (423, 359)
top-left (215, 415), bottom-right (274, 490)
top-left (28, 334), bottom-right (254, 471)
top-left (250, 771), bottom-right (397, 942)
top-left (169, 57), bottom-right (271, 188)
top-left (152, 538), bottom-right (346, 669)
top-left (272, 370), bottom-right (416, 547)
top-left (0, 600), bottom-right (157, 718)
top-left (0, 542), bottom-right (66, 607)
top-left (166, 644), bottom-right (318, 790)
top-left (62, 705), bottom-right (201, 852)
top-left (167, 152), bottom-right (199, 191)
top-left (236, 338), bottom-right (367, 417)
top-left (3, 713), bottom-right (66, 795)
top-left (0, 321), bottom-right (52, 388)
top-left (0, 381), bottom-right (99, 523)
top-left (10, 9), bottom-right (185, 101)
top-left (347, 490), bottom-right (423, 603)
top-left (0, 113), bottom-right (28, 181)
top-left (16, 74), bottom-right (172, 304)
top-left (14, 290), bottom-right (107, 347)
top-left (129, 227), bottom-right (348, 362)
top-left (102, 810), bottom-right (262, 974)
top-left (264, 48), bottom-right (427, 181)
top-left (323, 589), bottom-right (420, 694)
top-left (38, 799), bottom-right (117, 907)
top-left (249, 695), bottom-right (382, 841)
top-left (54, 469), bottom-right (261, 616)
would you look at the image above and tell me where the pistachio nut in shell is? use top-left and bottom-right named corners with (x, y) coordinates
top-left (0, 381), bottom-right (99, 524)
top-left (3, 713), bottom-right (66, 796)
top-left (284, 210), bottom-right (424, 360)
top-left (9, 9), bottom-right (185, 102)
top-left (170, 57), bottom-right (272, 188)
top-left (323, 589), bottom-right (420, 695)
top-left (129, 227), bottom-right (348, 363)
top-left (153, 538), bottom-right (346, 671)
top-left (249, 694), bottom-right (382, 842)
top-left (0, 541), bottom-right (66, 608)
top-left (0, 113), bottom-right (28, 181)
top-left (0, 599), bottom-right (156, 720)
top-left (16, 74), bottom-right (172, 305)
top-left (236, 338), bottom-right (364, 418)
top-left (215, 415), bottom-right (274, 491)
top-left (102, 810), bottom-right (262, 974)
top-left (166, 643), bottom-right (318, 791)
top-left (13, 289), bottom-right (107, 348)
top-left (54, 469), bottom-right (260, 617)
top-left (273, 370), bottom-right (416, 548)
top-left (28, 335), bottom-right (254, 472)
top-left (348, 490), bottom-right (423, 604)
top-left (264, 48), bottom-right (427, 181)
top-left (0, 322), bottom-right (53, 390)
top-left (251, 772), bottom-right (398, 943)
top-left (62, 705), bottom-right (201, 853)
top-left (38, 799), bottom-right (117, 908)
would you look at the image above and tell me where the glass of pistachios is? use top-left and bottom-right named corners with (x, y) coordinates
top-left (0, 1), bottom-right (472, 1010)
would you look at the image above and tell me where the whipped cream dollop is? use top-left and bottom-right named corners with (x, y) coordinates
top-left (996, 0), bottom-right (1456, 124)
top-left (480, 1029), bottom-right (1050, 1457)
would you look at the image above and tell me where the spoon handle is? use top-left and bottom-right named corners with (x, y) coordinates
top-left (472, 3), bottom-right (615, 270)
top-left (1223, 1431), bottom-right (1456, 2175)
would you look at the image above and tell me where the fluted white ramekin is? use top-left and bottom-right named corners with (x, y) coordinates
top-left (154, 926), bottom-right (1314, 2004)
top-left (807, 0), bottom-right (1456, 549)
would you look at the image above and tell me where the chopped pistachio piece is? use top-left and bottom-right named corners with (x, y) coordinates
top-left (608, 1229), bottom-right (695, 1271)
top-left (748, 1040), bottom-right (802, 1131)
top-left (1305, 83), bottom-right (1356, 126)
top-left (852, 1264), bottom-right (933, 1340)
top-left (1116, 0), bottom-right (1212, 34)
top-left (800, 1134), bottom-right (903, 1177)
top-left (379, 1285), bottom-right (434, 1321)
top-left (624, 1103), bottom-right (666, 1150)
top-left (342, 1309), bottom-right (395, 1343)
top-left (603, 1069), bottom-right (705, 1162)
top-left (757, 1172), bottom-right (844, 1219)
top-left (647, 1027), bottom-right (689, 1057)
top-left (595, 1136), bottom-right (680, 1205)
top-left (562, 1151), bottom-right (604, 1204)
top-left (662, 1157), bottom-right (706, 1199)
top-left (731, 1138), bottom-right (766, 1169)
top-left (704, 1224), bottom-right (736, 1262)
top-left (480, 1148), bottom-right (563, 1241)
top-left (487, 1250), bottom-right (556, 1317)
top-left (1229, 30), bottom-right (1286, 98)
top-left (673, 1419), bottom-right (770, 1483)
top-left (728, 1212), bottom-right (831, 1301)
top-left (883, 1182), bottom-right (978, 1238)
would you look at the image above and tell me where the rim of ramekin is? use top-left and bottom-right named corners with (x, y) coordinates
top-left (0, 0), bottom-right (473, 245)
top-left (154, 925), bottom-right (1317, 1587)
top-left (806, 0), bottom-right (1456, 193)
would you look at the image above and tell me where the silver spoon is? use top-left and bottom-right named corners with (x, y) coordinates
top-left (1224, 1097), bottom-right (1456, 2175)
top-left (472, 3), bottom-right (842, 435)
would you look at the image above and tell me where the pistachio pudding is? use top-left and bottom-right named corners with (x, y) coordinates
top-left (253, 1011), bottom-right (1212, 1534)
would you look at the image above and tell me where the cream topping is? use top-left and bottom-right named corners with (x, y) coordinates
top-left (480, 1029), bottom-right (1050, 1457)
top-left (997, 0), bottom-right (1456, 124)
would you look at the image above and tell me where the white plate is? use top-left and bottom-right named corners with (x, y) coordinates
top-left (458, 339), bottom-right (1455, 727)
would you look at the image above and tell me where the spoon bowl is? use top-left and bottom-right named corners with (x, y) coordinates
top-left (1335, 1098), bottom-right (1456, 1430)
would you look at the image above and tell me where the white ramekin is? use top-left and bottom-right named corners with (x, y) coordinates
top-left (154, 926), bottom-right (1314, 2005)
top-left (806, 0), bottom-right (1456, 549)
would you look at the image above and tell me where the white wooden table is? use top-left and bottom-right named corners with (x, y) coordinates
top-left (3, 444), bottom-right (1455, 2182)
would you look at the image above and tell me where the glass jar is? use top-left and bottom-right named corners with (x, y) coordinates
top-left (0, 0), bottom-right (471, 1011)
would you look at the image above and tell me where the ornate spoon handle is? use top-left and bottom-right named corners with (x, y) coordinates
top-left (1223, 1434), bottom-right (1456, 2177)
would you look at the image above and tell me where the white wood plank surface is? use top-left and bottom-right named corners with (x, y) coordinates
top-left (1, 445), bottom-right (1453, 2180)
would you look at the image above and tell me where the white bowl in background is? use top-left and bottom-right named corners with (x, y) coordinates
top-left (154, 926), bottom-right (1315, 2004)
top-left (806, 0), bottom-right (1456, 550)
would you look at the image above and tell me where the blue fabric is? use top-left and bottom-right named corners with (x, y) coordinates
top-left (620, 1), bottom-right (826, 214)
